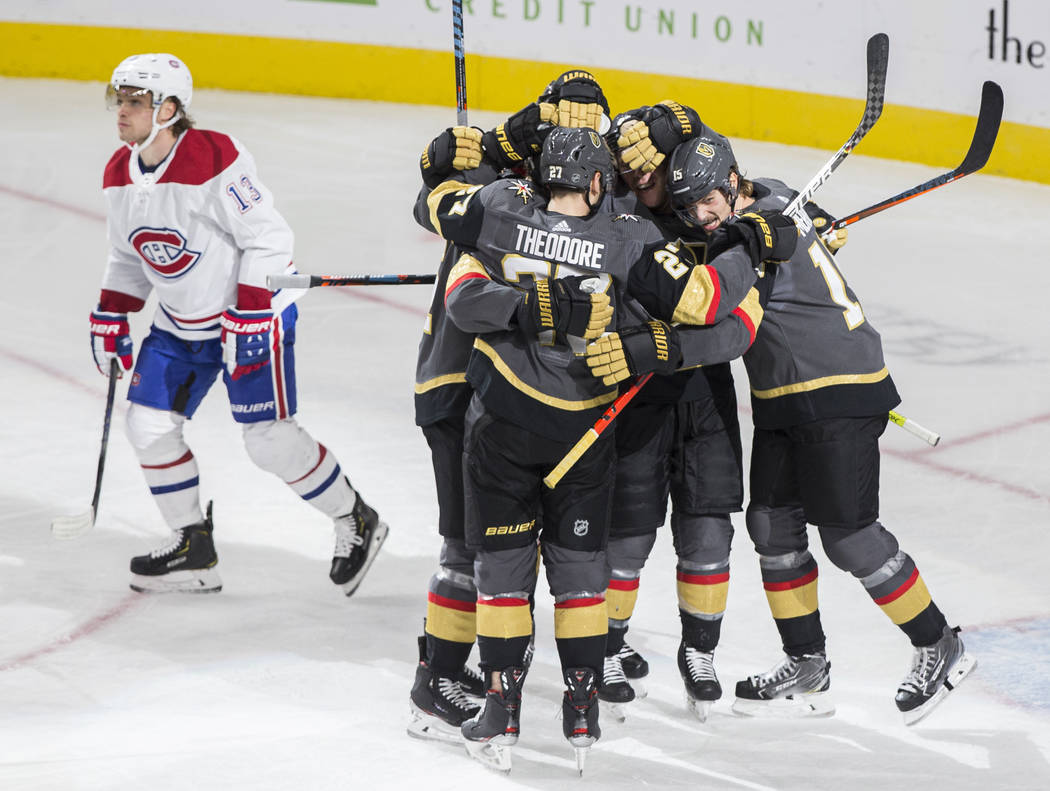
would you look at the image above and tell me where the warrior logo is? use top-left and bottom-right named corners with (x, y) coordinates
top-left (573, 519), bottom-right (590, 537)
top-left (129, 227), bottom-right (201, 279)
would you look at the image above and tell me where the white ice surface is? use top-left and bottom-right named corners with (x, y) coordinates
top-left (1, 77), bottom-right (1048, 790)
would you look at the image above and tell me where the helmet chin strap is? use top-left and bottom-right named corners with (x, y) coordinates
top-left (127, 102), bottom-right (180, 158)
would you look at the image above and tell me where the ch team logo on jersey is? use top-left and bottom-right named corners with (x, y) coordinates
top-left (129, 227), bottom-right (201, 279)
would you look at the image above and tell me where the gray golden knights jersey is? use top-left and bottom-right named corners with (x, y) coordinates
top-left (736, 177), bottom-right (901, 429)
top-left (426, 176), bottom-right (736, 440)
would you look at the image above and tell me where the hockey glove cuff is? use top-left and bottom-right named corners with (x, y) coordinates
top-left (89, 309), bottom-right (134, 376)
top-left (585, 321), bottom-right (682, 386)
top-left (220, 307), bottom-right (273, 381)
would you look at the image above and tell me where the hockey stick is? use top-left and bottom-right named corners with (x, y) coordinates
top-left (821, 80), bottom-right (1003, 239)
top-left (268, 273), bottom-right (436, 289)
top-left (543, 373), bottom-right (653, 489)
top-left (786, 32), bottom-right (889, 228)
top-left (51, 358), bottom-right (119, 539)
top-left (453, 0), bottom-right (467, 125)
top-left (889, 410), bottom-right (940, 446)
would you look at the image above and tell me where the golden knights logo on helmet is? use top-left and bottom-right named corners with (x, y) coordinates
top-left (695, 141), bottom-right (716, 158)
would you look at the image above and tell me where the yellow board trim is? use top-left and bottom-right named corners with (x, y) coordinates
top-left (1, 22), bottom-right (1046, 184)
top-left (751, 366), bottom-right (890, 400)
top-left (765, 580), bottom-right (819, 620)
top-left (474, 338), bottom-right (618, 412)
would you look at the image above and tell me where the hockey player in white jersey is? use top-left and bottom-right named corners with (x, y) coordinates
top-left (91, 53), bottom-right (387, 595)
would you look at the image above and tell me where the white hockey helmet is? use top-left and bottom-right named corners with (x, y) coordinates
top-left (106, 53), bottom-right (193, 111)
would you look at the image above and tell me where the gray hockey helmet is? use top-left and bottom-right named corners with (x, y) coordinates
top-left (667, 132), bottom-right (739, 227)
top-left (539, 126), bottom-right (616, 193)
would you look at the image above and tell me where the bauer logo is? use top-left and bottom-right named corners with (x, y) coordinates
top-left (129, 227), bottom-right (201, 279)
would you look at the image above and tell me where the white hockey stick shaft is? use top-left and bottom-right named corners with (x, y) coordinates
top-left (888, 410), bottom-right (940, 446)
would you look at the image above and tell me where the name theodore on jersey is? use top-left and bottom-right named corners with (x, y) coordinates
top-left (514, 223), bottom-right (604, 269)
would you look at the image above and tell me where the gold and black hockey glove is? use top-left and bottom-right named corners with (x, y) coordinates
top-left (616, 101), bottom-right (704, 173)
top-left (585, 320), bottom-right (682, 386)
top-left (516, 276), bottom-right (613, 344)
top-left (420, 126), bottom-right (484, 189)
top-left (538, 69), bottom-right (610, 131)
top-left (725, 211), bottom-right (798, 267)
top-left (481, 103), bottom-right (548, 169)
top-left (810, 214), bottom-right (849, 252)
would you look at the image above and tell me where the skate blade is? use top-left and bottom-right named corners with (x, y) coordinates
top-left (406, 706), bottom-right (465, 745)
top-left (464, 737), bottom-right (513, 773)
top-left (732, 690), bottom-right (835, 718)
top-left (340, 521), bottom-right (390, 597)
top-left (51, 508), bottom-right (96, 540)
top-left (130, 567), bottom-right (222, 594)
top-left (573, 745), bottom-right (591, 776)
top-left (902, 652), bottom-right (977, 726)
top-left (686, 695), bottom-right (713, 723)
top-left (631, 679), bottom-right (648, 699)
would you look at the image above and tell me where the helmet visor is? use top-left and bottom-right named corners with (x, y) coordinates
top-left (105, 83), bottom-right (153, 110)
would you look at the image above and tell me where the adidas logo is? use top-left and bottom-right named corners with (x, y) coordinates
top-left (552, 220), bottom-right (572, 233)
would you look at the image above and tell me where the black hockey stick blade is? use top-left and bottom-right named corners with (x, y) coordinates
top-left (52, 358), bottom-right (119, 539)
top-left (268, 273), bottom-right (436, 289)
top-left (829, 80), bottom-right (1003, 232)
top-left (787, 32), bottom-right (889, 217)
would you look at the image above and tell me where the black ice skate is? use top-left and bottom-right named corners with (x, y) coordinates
top-left (457, 663), bottom-right (486, 699)
top-left (408, 638), bottom-right (481, 744)
top-left (329, 494), bottom-right (389, 597)
top-left (461, 667), bottom-right (525, 774)
top-left (678, 642), bottom-right (722, 722)
top-left (597, 651), bottom-right (635, 723)
top-left (562, 667), bottom-right (601, 775)
top-left (732, 651), bottom-right (834, 717)
top-left (896, 625), bottom-right (976, 725)
top-left (618, 640), bottom-right (650, 680)
top-left (129, 502), bottom-right (221, 593)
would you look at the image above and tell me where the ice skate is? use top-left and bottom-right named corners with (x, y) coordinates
top-left (618, 640), bottom-right (650, 680)
top-left (408, 643), bottom-right (481, 744)
top-left (732, 651), bottom-right (834, 717)
top-left (678, 642), bottom-right (721, 722)
top-left (329, 494), bottom-right (388, 597)
top-left (562, 667), bottom-right (601, 776)
top-left (129, 502), bottom-right (222, 593)
top-left (457, 663), bottom-right (486, 699)
top-left (896, 625), bottom-right (976, 725)
top-left (597, 651), bottom-right (635, 723)
top-left (461, 667), bottom-right (525, 774)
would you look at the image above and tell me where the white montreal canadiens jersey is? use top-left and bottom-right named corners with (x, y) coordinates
top-left (101, 129), bottom-right (301, 340)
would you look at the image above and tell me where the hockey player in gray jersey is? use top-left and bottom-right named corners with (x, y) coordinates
top-left (404, 73), bottom-right (613, 746)
top-left (650, 130), bottom-right (976, 724)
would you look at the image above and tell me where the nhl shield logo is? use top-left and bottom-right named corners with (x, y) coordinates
top-left (129, 227), bottom-right (201, 278)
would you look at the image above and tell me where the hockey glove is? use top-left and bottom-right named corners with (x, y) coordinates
top-left (481, 103), bottom-right (547, 169)
top-left (420, 126), bottom-right (485, 189)
top-left (516, 276), bottom-right (613, 343)
top-left (89, 309), bottom-right (134, 376)
top-left (220, 307), bottom-right (273, 381)
top-left (585, 321), bottom-right (682, 386)
top-left (538, 69), bottom-right (610, 131)
top-left (617, 101), bottom-right (704, 173)
top-left (810, 214), bottom-right (849, 252)
top-left (725, 211), bottom-right (798, 267)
